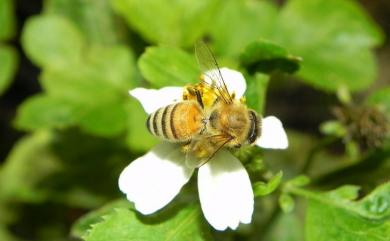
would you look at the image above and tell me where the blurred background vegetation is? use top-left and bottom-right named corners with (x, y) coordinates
top-left (0, 0), bottom-right (389, 241)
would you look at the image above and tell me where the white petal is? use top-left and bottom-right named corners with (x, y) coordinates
top-left (198, 150), bottom-right (254, 231)
top-left (119, 142), bottom-right (194, 214)
top-left (129, 87), bottom-right (183, 114)
top-left (256, 116), bottom-right (288, 149)
top-left (204, 67), bottom-right (246, 99)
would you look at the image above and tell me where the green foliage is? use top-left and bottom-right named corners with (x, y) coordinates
top-left (253, 171), bottom-right (283, 197)
top-left (45, 0), bottom-right (127, 45)
top-left (112, 0), bottom-right (219, 47)
top-left (279, 193), bottom-right (295, 213)
top-left (18, 15), bottom-right (138, 137)
top-left (22, 15), bottom-right (85, 68)
top-left (0, 0), bottom-right (16, 40)
top-left (304, 183), bottom-right (390, 241)
top-left (270, 0), bottom-right (384, 92)
top-left (0, 45), bottom-right (18, 95)
top-left (240, 40), bottom-right (301, 74)
top-left (72, 199), bottom-right (131, 238)
top-left (0, 130), bottom-right (129, 208)
top-left (209, 0), bottom-right (278, 57)
top-left (0, 0), bottom-right (17, 95)
top-left (138, 46), bottom-right (199, 88)
top-left (367, 87), bottom-right (390, 116)
top-left (81, 204), bottom-right (212, 241)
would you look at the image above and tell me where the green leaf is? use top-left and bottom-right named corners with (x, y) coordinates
top-left (22, 15), bottom-right (85, 68)
top-left (306, 202), bottom-right (390, 241)
top-left (17, 44), bottom-right (137, 137)
top-left (138, 46), bottom-right (199, 88)
top-left (14, 94), bottom-right (79, 130)
top-left (270, 0), bottom-right (384, 92)
top-left (306, 198), bottom-right (390, 241)
top-left (245, 73), bottom-right (269, 114)
top-left (45, 0), bottom-right (127, 45)
top-left (209, 0), bottom-right (278, 57)
top-left (112, 0), bottom-right (219, 47)
top-left (279, 193), bottom-right (295, 213)
top-left (355, 183), bottom-right (390, 220)
top-left (292, 184), bottom-right (390, 221)
top-left (0, 0), bottom-right (16, 40)
top-left (253, 171), bottom-right (283, 197)
top-left (84, 45), bottom-right (138, 91)
top-left (78, 100), bottom-right (128, 137)
top-left (0, 45), bottom-right (18, 95)
top-left (286, 175), bottom-right (311, 187)
top-left (367, 87), bottom-right (390, 115)
top-left (299, 183), bottom-right (390, 241)
top-left (240, 40), bottom-right (301, 74)
top-left (72, 199), bottom-right (131, 239)
top-left (84, 205), bottom-right (212, 241)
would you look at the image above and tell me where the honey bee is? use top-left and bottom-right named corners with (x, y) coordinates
top-left (146, 41), bottom-right (261, 166)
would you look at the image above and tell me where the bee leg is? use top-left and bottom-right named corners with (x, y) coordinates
top-left (194, 89), bottom-right (204, 109)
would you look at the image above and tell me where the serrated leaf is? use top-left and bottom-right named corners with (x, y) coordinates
top-left (71, 199), bottom-right (131, 239)
top-left (45, 0), bottom-right (127, 44)
top-left (295, 183), bottom-right (390, 220)
top-left (306, 183), bottom-right (390, 241)
top-left (270, 0), bottom-right (384, 92)
top-left (302, 183), bottom-right (390, 241)
top-left (0, 45), bottom-right (18, 95)
top-left (240, 40), bottom-right (301, 74)
top-left (22, 15), bottom-right (85, 68)
top-left (306, 201), bottom-right (390, 241)
top-left (0, 0), bottom-right (16, 40)
top-left (112, 0), bottom-right (219, 47)
top-left (138, 46), bottom-right (199, 88)
top-left (253, 171), bottom-right (283, 197)
top-left (210, 0), bottom-right (278, 57)
top-left (84, 205), bottom-right (212, 241)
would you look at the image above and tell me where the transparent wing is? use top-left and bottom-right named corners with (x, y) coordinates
top-left (185, 134), bottom-right (233, 168)
top-left (194, 40), bottom-right (233, 104)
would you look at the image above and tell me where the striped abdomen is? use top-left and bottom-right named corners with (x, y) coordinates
top-left (146, 101), bottom-right (204, 142)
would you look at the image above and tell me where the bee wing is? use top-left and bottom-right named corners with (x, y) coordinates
top-left (185, 149), bottom-right (205, 169)
top-left (185, 134), bottom-right (233, 168)
top-left (194, 40), bottom-right (233, 104)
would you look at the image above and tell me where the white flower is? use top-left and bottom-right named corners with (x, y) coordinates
top-left (119, 67), bottom-right (288, 231)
